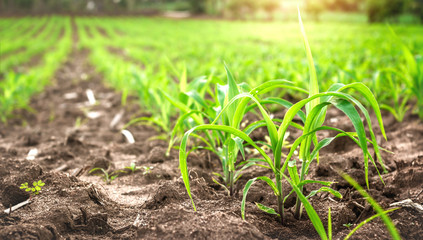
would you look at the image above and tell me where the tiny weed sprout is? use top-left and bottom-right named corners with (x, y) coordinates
top-left (343, 223), bottom-right (352, 228)
top-left (142, 166), bottom-right (153, 175)
top-left (20, 180), bottom-right (45, 196)
top-left (89, 168), bottom-right (121, 185)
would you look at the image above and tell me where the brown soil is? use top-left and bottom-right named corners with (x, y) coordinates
top-left (32, 20), bottom-right (48, 38)
top-left (0, 31), bottom-right (422, 240)
top-left (11, 52), bottom-right (44, 74)
top-left (0, 47), bottom-right (26, 60)
top-left (96, 27), bottom-right (110, 38)
top-left (84, 26), bottom-right (93, 39)
top-left (107, 46), bottom-right (146, 70)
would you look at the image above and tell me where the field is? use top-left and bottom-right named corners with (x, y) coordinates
top-left (1, 15), bottom-right (423, 239)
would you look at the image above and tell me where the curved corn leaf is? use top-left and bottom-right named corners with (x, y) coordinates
top-left (285, 174), bottom-right (328, 240)
top-left (256, 202), bottom-right (279, 216)
top-left (241, 176), bottom-right (279, 220)
top-left (306, 187), bottom-right (342, 199)
top-left (246, 97), bottom-right (306, 123)
top-left (211, 92), bottom-right (278, 151)
top-left (251, 79), bottom-right (308, 96)
top-left (298, 7), bottom-right (319, 115)
top-left (341, 173), bottom-right (400, 240)
top-left (334, 82), bottom-right (386, 140)
top-left (344, 208), bottom-right (399, 240)
top-left (281, 125), bottom-right (362, 176)
top-left (277, 91), bottom-right (384, 184)
top-left (167, 110), bottom-right (208, 155)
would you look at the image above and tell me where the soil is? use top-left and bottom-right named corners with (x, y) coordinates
top-left (0, 27), bottom-right (422, 240)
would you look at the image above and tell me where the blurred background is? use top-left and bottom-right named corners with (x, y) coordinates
top-left (1, 1), bottom-right (422, 124)
top-left (0, 0), bottom-right (422, 23)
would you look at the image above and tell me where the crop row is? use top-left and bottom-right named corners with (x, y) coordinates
top-left (75, 17), bottom-right (423, 124)
top-left (1, 17), bottom-right (422, 123)
top-left (0, 17), bottom-right (72, 121)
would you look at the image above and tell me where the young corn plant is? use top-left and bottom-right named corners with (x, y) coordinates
top-left (162, 66), bottom-right (216, 156)
top-left (178, 64), bottom-right (307, 196)
top-left (289, 10), bottom-right (388, 220)
top-left (376, 69), bottom-right (410, 122)
top-left (180, 8), bottom-right (388, 232)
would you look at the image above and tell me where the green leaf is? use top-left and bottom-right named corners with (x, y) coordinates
top-left (298, 179), bottom-right (335, 188)
top-left (331, 82), bottom-right (388, 174)
top-left (344, 208), bottom-right (399, 240)
top-left (166, 110), bottom-right (208, 155)
top-left (212, 177), bottom-right (230, 195)
top-left (241, 176), bottom-right (280, 220)
top-left (250, 79), bottom-right (308, 96)
top-left (241, 178), bottom-right (256, 220)
top-left (328, 207), bottom-right (332, 240)
top-left (306, 187), bottom-right (342, 199)
top-left (341, 173), bottom-right (401, 240)
top-left (256, 202), bottom-right (279, 216)
top-left (335, 82), bottom-right (386, 140)
top-left (185, 90), bottom-right (209, 109)
top-left (38, 180), bottom-right (45, 186)
top-left (285, 174), bottom-right (328, 240)
top-left (224, 63), bottom-right (240, 126)
top-left (212, 92), bottom-right (278, 149)
top-left (298, 6), bottom-right (319, 115)
top-left (245, 97), bottom-right (306, 123)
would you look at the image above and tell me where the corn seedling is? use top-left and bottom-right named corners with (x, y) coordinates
top-left (377, 69), bottom-right (410, 122)
top-left (178, 61), bottom-right (308, 196)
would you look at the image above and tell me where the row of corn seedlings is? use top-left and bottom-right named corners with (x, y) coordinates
top-left (72, 16), bottom-right (422, 126)
top-left (0, 17), bottom-right (66, 74)
top-left (0, 17), bottom-right (72, 122)
top-left (0, 16), bottom-right (421, 123)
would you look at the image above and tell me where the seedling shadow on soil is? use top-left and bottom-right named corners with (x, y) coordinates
top-left (1, 50), bottom-right (423, 239)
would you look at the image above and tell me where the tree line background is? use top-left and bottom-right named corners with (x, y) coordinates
top-left (0, 0), bottom-right (422, 23)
